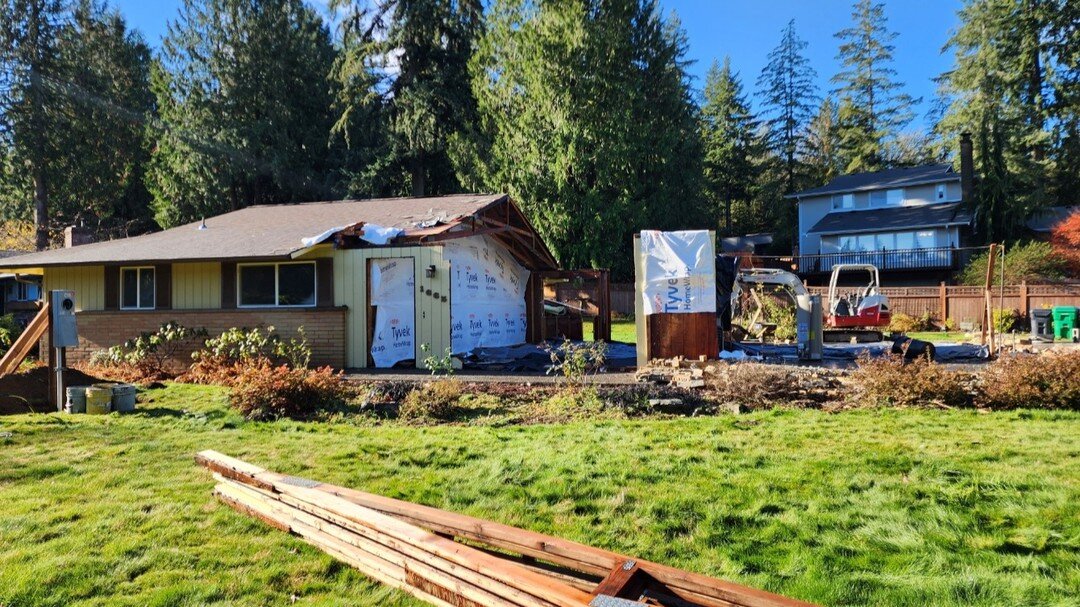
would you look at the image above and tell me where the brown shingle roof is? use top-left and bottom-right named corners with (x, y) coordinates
top-left (0, 194), bottom-right (508, 267)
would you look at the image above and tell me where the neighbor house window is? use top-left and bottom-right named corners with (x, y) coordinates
top-left (832, 193), bottom-right (855, 209)
top-left (121, 267), bottom-right (155, 310)
top-left (238, 262), bottom-right (316, 307)
top-left (886, 189), bottom-right (904, 206)
top-left (936, 184), bottom-right (948, 201)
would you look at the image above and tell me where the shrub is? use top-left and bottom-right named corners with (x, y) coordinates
top-left (993, 308), bottom-right (1021, 333)
top-left (0, 313), bottom-right (23, 352)
top-left (229, 359), bottom-right (351, 420)
top-left (979, 351), bottom-right (1080, 410)
top-left (1049, 207), bottom-right (1080, 276)
top-left (708, 363), bottom-right (833, 409)
top-left (888, 312), bottom-right (935, 333)
top-left (959, 241), bottom-right (1067, 285)
top-left (536, 386), bottom-right (608, 421)
top-left (420, 343), bottom-right (455, 375)
top-left (91, 321), bottom-right (207, 380)
top-left (545, 339), bottom-right (607, 386)
top-left (399, 380), bottom-right (463, 421)
top-left (848, 354), bottom-right (971, 408)
top-left (193, 326), bottom-right (311, 368)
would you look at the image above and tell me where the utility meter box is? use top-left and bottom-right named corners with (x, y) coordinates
top-left (50, 290), bottom-right (79, 348)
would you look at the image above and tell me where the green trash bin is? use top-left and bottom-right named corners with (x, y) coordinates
top-left (1051, 306), bottom-right (1078, 340)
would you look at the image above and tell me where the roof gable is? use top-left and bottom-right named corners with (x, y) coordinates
top-left (790, 164), bottom-right (959, 199)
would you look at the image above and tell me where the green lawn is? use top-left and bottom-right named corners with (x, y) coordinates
top-left (1, 384), bottom-right (1078, 606)
top-left (585, 318), bottom-right (637, 343)
top-left (906, 331), bottom-right (972, 343)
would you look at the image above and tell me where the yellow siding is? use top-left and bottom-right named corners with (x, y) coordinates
top-left (172, 262), bottom-right (221, 309)
top-left (323, 246), bottom-right (450, 368)
top-left (43, 265), bottom-right (105, 311)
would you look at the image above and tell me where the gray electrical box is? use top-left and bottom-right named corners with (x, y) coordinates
top-left (795, 294), bottom-right (823, 361)
top-left (50, 290), bottom-right (79, 348)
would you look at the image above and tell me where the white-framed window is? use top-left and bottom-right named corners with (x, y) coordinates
top-left (121, 267), bottom-right (155, 310)
top-left (936, 184), bottom-right (948, 201)
top-left (832, 193), bottom-right (855, 210)
top-left (886, 189), bottom-right (904, 206)
top-left (238, 262), bottom-right (316, 308)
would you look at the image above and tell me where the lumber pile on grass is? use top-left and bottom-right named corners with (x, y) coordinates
top-left (197, 450), bottom-right (817, 607)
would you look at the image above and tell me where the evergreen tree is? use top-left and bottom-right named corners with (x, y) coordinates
top-left (701, 57), bottom-right (757, 235)
top-left (0, 0), bottom-right (67, 249)
top-left (466, 0), bottom-right (703, 278)
top-left (756, 19), bottom-right (816, 195)
top-left (1, 0), bottom-right (153, 246)
top-left (804, 98), bottom-right (843, 186)
top-left (148, 0), bottom-right (337, 227)
top-left (936, 0), bottom-right (1057, 242)
top-left (832, 0), bottom-right (916, 172)
top-left (330, 0), bottom-right (483, 197)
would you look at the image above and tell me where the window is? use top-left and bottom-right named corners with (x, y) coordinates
top-left (896, 231), bottom-right (915, 250)
top-left (936, 184), bottom-right (947, 201)
top-left (6, 281), bottom-right (39, 302)
top-left (915, 230), bottom-right (936, 248)
top-left (121, 267), bottom-right (155, 310)
top-left (857, 234), bottom-right (875, 251)
top-left (832, 193), bottom-right (855, 209)
top-left (886, 189), bottom-right (904, 206)
top-left (238, 262), bottom-right (316, 307)
top-left (870, 190), bottom-right (886, 206)
top-left (875, 233), bottom-right (896, 249)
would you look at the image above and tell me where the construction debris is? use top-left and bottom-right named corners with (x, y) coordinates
top-left (197, 450), bottom-right (816, 607)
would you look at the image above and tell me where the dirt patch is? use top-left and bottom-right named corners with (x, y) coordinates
top-left (0, 365), bottom-right (111, 415)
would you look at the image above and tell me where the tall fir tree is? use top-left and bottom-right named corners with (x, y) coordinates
top-left (466, 0), bottom-right (703, 278)
top-left (936, 0), bottom-right (1058, 242)
top-left (148, 0), bottom-right (337, 227)
top-left (804, 98), bottom-right (843, 186)
top-left (1, 0), bottom-right (153, 247)
top-left (330, 0), bottom-right (483, 198)
top-left (832, 0), bottom-right (916, 172)
top-left (701, 57), bottom-right (757, 235)
top-left (0, 0), bottom-right (67, 249)
top-left (755, 19), bottom-right (816, 196)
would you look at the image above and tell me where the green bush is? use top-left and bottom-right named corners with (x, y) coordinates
top-left (193, 325), bottom-right (311, 369)
top-left (960, 241), bottom-right (1067, 286)
top-left (0, 314), bottom-right (23, 352)
top-left (92, 321), bottom-right (207, 380)
top-left (993, 308), bottom-right (1021, 333)
top-left (888, 312), bottom-right (935, 333)
top-left (544, 339), bottom-right (607, 386)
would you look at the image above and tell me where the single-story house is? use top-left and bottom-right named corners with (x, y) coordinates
top-left (0, 194), bottom-right (558, 369)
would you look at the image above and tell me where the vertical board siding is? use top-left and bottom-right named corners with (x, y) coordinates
top-left (172, 262), bottom-right (221, 309)
top-left (43, 266), bottom-right (105, 311)
top-left (323, 246), bottom-right (450, 368)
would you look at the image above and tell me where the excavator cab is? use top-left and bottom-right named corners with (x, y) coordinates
top-left (826, 264), bottom-right (890, 329)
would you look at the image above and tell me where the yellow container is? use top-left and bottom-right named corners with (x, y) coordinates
top-left (85, 386), bottom-right (112, 415)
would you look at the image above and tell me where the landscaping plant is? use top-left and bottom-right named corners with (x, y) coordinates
top-left (544, 338), bottom-right (607, 387)
top-left (979, 351), bottom-right (1080, 410)
top-left (848, 354), bottom-right (971, 408)
top-left (90, 321), bottom-right (207, 381)
top-left (229, 359), bottom-right (351, 421)
top-left (420, 343), bottom-right (455, 376)
top-left (398, 380), bottom-right (463, 421)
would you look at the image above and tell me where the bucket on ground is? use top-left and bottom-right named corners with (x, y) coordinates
top-left (1051, 306), bottom-right (1078, 340)
top-left (65, 386), bottom-right (88, 414)
top-left (85, 386), bottom-right (112, 415)
top-left (111, 384), bottom-right (137, 412)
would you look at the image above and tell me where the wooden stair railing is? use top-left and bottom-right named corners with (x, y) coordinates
top-left (0, 303), bottom-right (50, 377)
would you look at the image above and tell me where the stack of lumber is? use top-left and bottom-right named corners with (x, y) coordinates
top-left (197, 450), bottom-right (817, 607)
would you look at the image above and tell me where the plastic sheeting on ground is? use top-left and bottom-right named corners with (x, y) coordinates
top-left (461, 341), bottom-right (638, 372)
top-left (445, 235), bottom-right (529, 354)
top-left (639, 230), bottom-right (716, 315)
top-left (732, 341), bottom-right (990, 363)
top-left (369, 258), bottom-right (415, 368)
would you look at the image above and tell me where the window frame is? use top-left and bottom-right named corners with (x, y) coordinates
top-left (936, 183), bottom-right (948, 201)
top-left (885, 188), bottom-right (904, 206)
top-left (236, 261), bottom-right (318, 309)
top-left (832, 193), bottom-right (855, 210)
top-left (120, 266), bottom-right (156, 310)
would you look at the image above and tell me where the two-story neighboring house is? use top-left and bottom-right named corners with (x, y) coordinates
top-left (787, 143), bottom-right (976, 285)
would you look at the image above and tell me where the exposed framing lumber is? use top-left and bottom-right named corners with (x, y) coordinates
top-left (0, 302), bottom-right (50, 377)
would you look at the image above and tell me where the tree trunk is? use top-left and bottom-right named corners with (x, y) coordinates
top-left (33, 168), bottom-right (48, 250)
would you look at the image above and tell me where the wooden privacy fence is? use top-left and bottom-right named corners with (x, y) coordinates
top-left (809, 282), bottom-right (1079, 328)
top-left (552, 282), bottom-right (1080, 327)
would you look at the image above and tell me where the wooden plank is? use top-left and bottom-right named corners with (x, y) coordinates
top-left (196, 451), bottom-right (817, 607)
top-left (593, 560), bottom-right (650, 601)
top-left (0, 302), bottom-right (50, 377)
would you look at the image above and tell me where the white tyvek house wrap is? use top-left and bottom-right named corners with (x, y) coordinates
top-left (639, 230), bottom-right (717, 315)
top-left (444, 235), bottom-right (530, 354)
top-left (369, 258), bottom-right (415, 367)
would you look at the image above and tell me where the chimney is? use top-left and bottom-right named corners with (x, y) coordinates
top-left (64, 226), bottom-right (94, 248)
top-left (959, 132), bottom-right (974, 202)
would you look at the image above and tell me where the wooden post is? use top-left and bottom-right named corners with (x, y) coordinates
top-left (939, 281), bottom-right (947, 329)
top-left (981, 243), bottom-right (997, 350)
top-left (1019, 280), bottom-right (1029, 318)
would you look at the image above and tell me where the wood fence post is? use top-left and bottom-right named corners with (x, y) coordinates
top-left (1019, 280), bottom-right (1029, 318)
top-left (939, 281), bottom-right (947, 328)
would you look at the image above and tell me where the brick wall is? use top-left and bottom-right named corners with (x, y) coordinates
top-left (42, 308), bottom-right (348, 370)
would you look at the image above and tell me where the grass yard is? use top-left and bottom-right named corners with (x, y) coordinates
top-left (906, 331), bottom-right (972, 343)
top-left (585, 318), bottom-right (637, 343)
top-left (1, 384), bottom-right (1078, 607)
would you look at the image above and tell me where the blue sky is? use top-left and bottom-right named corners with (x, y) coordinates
top-left (115, 0), bottom-right (962, 131)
